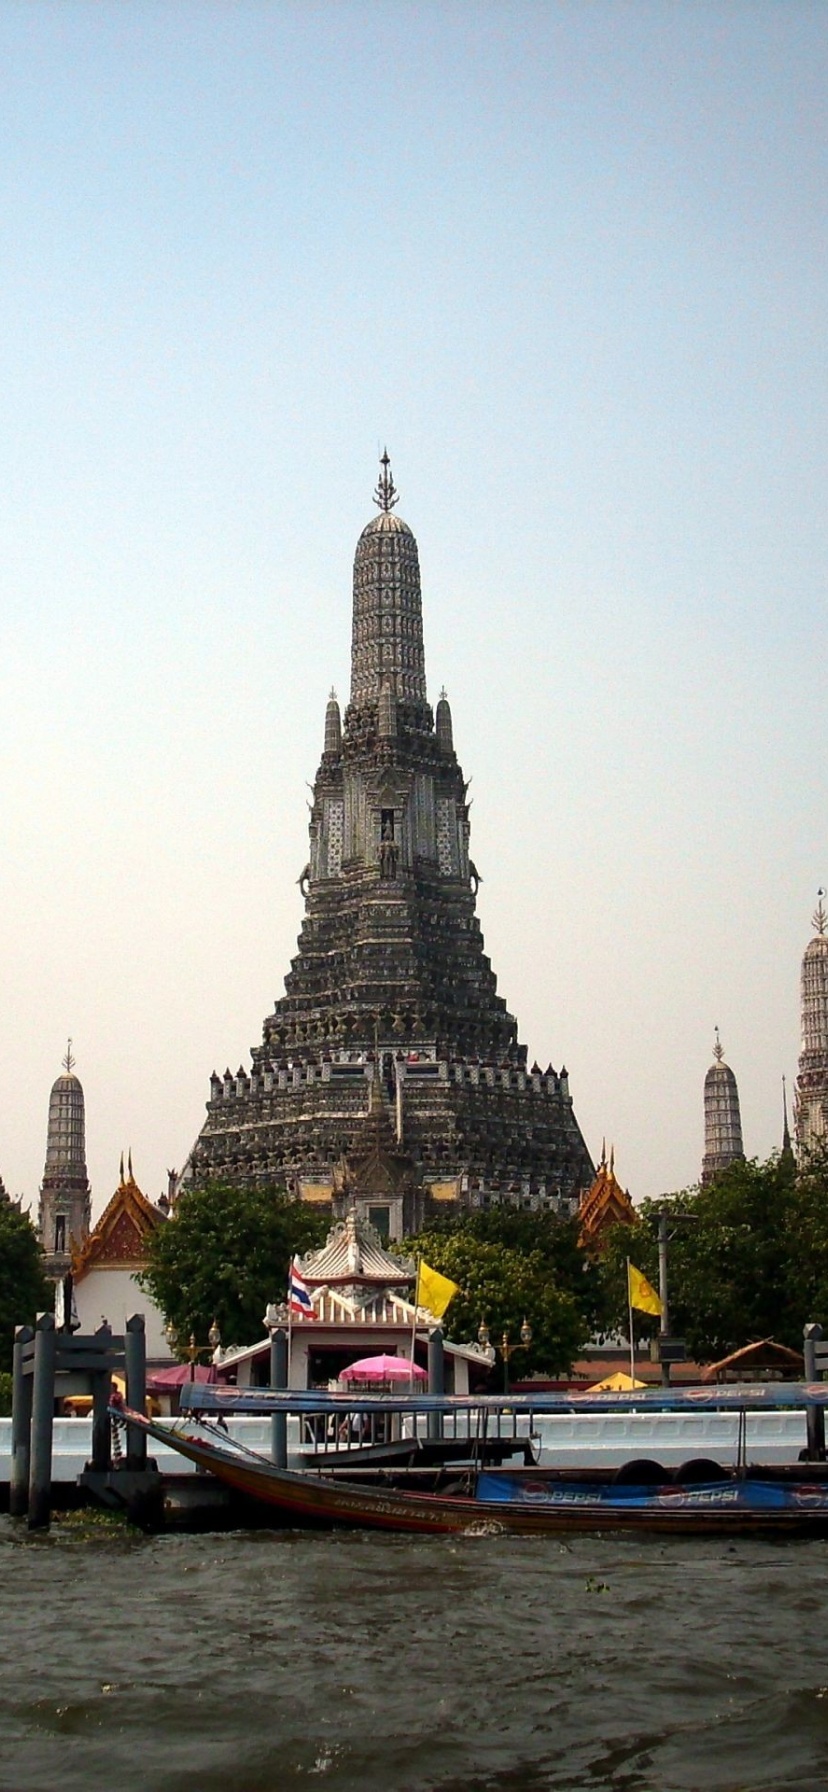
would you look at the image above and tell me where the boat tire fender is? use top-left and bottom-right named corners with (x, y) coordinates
top-left (673, 1458), bottom-right (729, 1484)
top-left (612, 1458), bottom-right (668, 1485)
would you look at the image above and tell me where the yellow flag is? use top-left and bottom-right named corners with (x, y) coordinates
top-left (416, 1259), bottom-right (460, 1320)
top-left (627, 1261), bottom-right (663, 1317)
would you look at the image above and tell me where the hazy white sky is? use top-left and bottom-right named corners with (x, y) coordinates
top-left (1, 2), bottom-right (825, 1217)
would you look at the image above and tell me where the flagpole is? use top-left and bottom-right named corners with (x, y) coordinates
top-left (410, 1253), bottom-right (421, 1389)
top-left (287, 1254), bottom-right (293, 1388)
top-left (626, 1257), bottom-right (635, 1387)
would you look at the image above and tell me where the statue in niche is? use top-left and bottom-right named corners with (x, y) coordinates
top-left (379, 816), bottom-right (398, 881)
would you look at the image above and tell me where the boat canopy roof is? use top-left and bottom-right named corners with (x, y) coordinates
top-left (179, 1381), bottom-right (828, 1417)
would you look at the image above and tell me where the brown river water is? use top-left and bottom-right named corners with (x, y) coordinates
top-left (2, 1517), bottom-right (828, 1792)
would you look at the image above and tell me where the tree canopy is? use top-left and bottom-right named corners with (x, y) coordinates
top-left (139, 1182), bottom-right (328, 1350)
top-left (407, 1210), bottom-right (595, 1379)
top-left (596, 1147), bottom-right (828, 1360)
top-left (0, 1200), bottom-right (51, 1374)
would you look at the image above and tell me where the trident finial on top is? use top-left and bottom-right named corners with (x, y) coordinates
top-left (373, 448), bottom-right (399, 513)
top-left (713, 1026), bottom-right (724, 1063)
top-left (63, 1037), bottom-right (75, 1074)
top-left (813, 889), bottom-right (827, 937)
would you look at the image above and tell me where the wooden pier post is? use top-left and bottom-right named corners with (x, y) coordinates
top-left (428, 1327), bottom-right (444, 1440)
top-left (90, 1323), bottom-right (113, 1473)
top-left (804, 1323), bottom-right (825, 1459)
top-left (270, 1327), bottom-right (288, 1468)
top-left (124, 1314), bottom-right (147, 1470)
top-left (10, 1325), bottom-right (34, 1518)
top-left (28, 1313), bottom-right (57, 1530)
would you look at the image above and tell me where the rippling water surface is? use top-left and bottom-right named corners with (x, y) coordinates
top-left (3, 1516), bottom-right (828, 1792)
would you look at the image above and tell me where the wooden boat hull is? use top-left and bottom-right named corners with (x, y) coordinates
top-left (121, 1410), bottom-right (828, 1537)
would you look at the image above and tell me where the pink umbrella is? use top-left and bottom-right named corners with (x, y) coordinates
top-left (340, 1354), bottom-right (427, 1383)
top-left (146, 1363), bottom-right (217, 1390)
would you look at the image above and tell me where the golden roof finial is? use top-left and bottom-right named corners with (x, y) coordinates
top-left (813, 889), bottom-right (827, 937)
top-left (373, 448), bottom-right (399, 513)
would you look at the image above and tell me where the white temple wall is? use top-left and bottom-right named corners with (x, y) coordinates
top-left (73, 1267), bottom-right (172, 1361)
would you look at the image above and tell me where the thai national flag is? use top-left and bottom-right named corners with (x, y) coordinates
top-left (288, 1257), bottom-right (316, 1321)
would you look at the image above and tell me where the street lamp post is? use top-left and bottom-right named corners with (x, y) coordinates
top-left (655, 1208), bottom-right (697, 1385)
top-left (166, 1319), bottom-right (221, 1382)
top-left (657, 1212), bottom-right (670, 1388)
top-left (478, 1318), bottom-right (533, 1395)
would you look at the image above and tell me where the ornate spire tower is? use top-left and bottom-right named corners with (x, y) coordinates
top-left (794, 892), bottom-right (828, 1156)
top-left (38, 1042), bottom-right (92, 1280)
top-left (701, 1029), bottom-right (744, 1185)
top-left (349, 452), bottom-right (427, 709)
top-left (193, 457), bottom-right (593, 1227)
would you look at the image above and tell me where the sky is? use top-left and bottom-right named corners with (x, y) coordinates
top-left (1, 1), bottom-right (826, 1218)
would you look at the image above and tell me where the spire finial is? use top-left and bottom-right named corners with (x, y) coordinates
top-left (373, 448), bottom-right (398, 513)
top-left (119, 1151), bottom-right (125, 1184)
top-left (63, 1038), bottom-right (75, 1074)
top-left (813, 889), bottom-right (827, 936)
top-left (128, 1148), bottom-right (133, 1182)
top-left (713, 1026), bottom-right (724, 1063)
top-left (782, 1074), bottom-right (792, 1152)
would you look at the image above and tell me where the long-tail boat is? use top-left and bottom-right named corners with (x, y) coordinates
top-left (117, 1385), bottom-right (828, 1537)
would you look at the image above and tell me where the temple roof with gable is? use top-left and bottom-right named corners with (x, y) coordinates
top-left (578, 1146), bottom-right (636, 1250)
top-left (72, 1157), bottom-right (166, 1278)
top-left (298, 1208), bottom-right (413, 1290)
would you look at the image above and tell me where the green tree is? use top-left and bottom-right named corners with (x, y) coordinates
top-left (0, 1200), bottom-right (51, 1374)
top-left (415, 1206), bottom-right (609, 1340)
top-left (139, 1182), bottom-right (328, 1349)
top-left (408, 1226), bottom-right (589, 1380)
top-left (779, 1142), bottom-right (828, 1337)
top-left (596, 1150), bottom-right (828, 1361)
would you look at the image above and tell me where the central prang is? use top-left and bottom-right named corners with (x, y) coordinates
top-left (193, 456), bottom-right (593, 1233)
